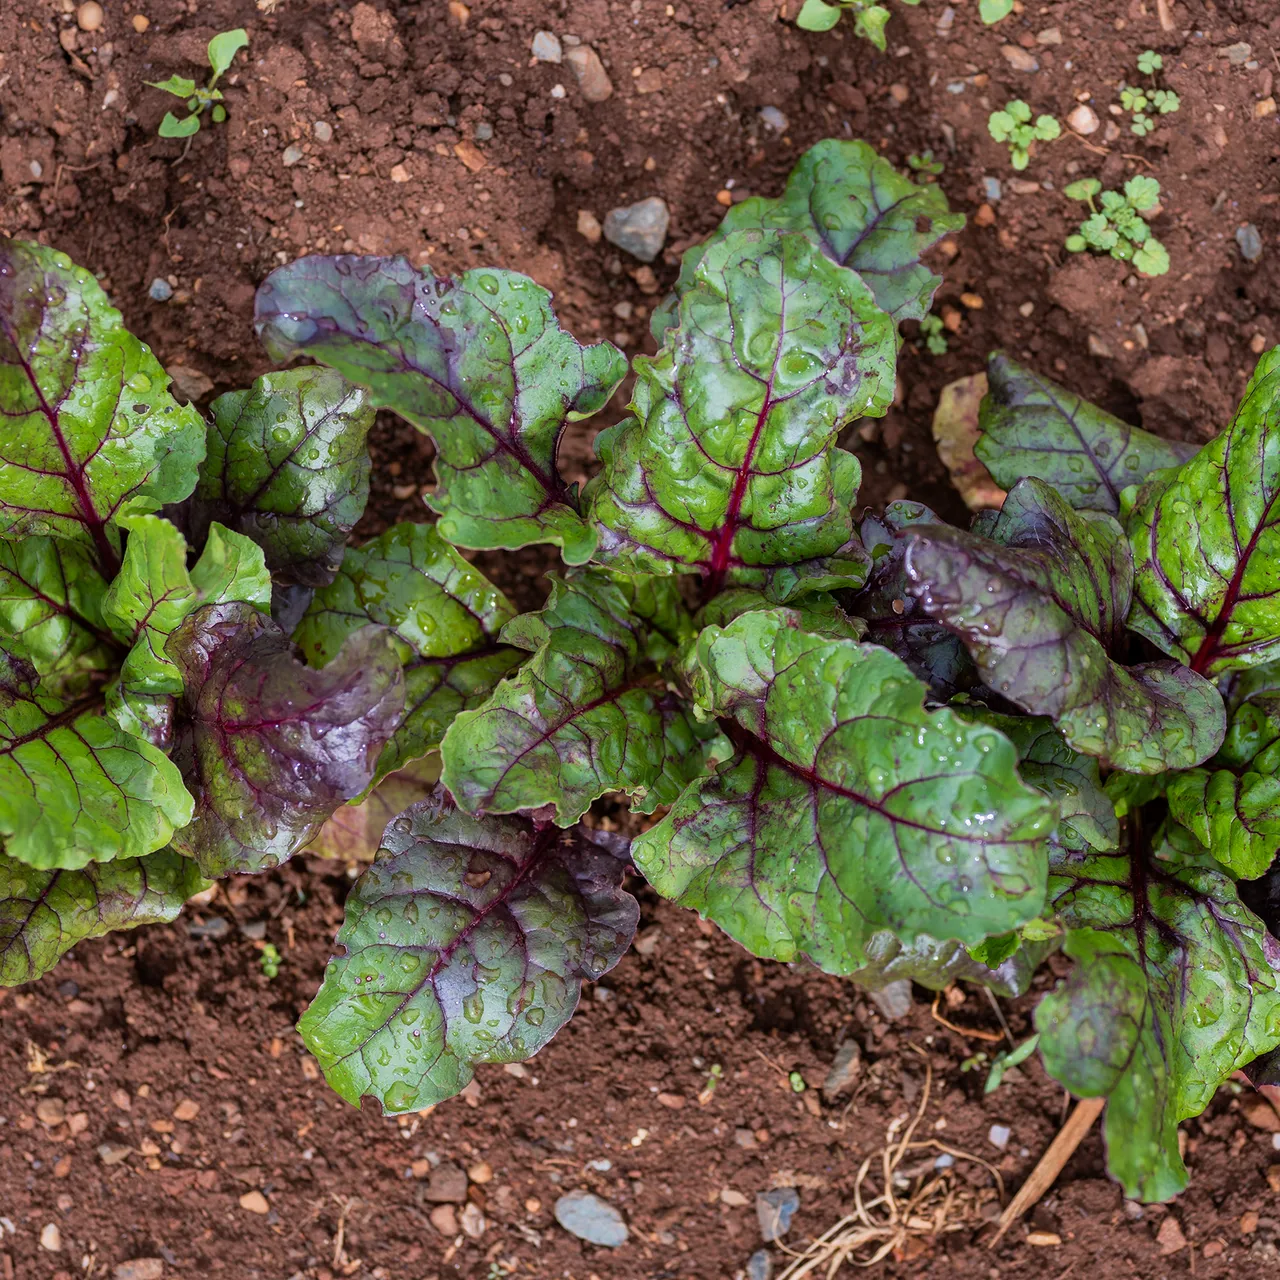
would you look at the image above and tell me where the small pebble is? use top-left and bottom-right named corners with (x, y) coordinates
top-left (747, 1249), bottom-right (773, 1280)
top-left (888, 83), bottom-right (910, 104)
top-left (935, 6), bottom-right (955, 34)
top-left (1237, 223), bottom-right (1264, 263)
top-left (1258, 98), bottom-right (1278, 119)
top-left (756, 1187), bottom-right (800, 1242)
top-left (554, 1191), bottom-right (629, 1247)
top-left (429, 1204), bottom-right (458, 1235)
top-left (1036, 26), bottom-right (1062, 44)
top-left (974, 203), bottom-right (997, 227)
top-left (869, 979), bottom-right (912, 1021)
top-left (822, 1039), bottom-right (862, 1100)
top-left (1253, 333), bottom-right (1270, 354)
top-left (40, 1223), bottom-right (62, 1252)
top-left (988, 1124), bottom-right (1011, 1149)
top-left (281, 144), bottom-right (304, 167)
top-left (531, 30), bottom-right (562, 62)
top-left (550, 83), bottom-right (566, 98)
top-left (1019, 301), bottom-right (1035, 317)
top-left (759, 106), bottom-right (789, 132)
top-left (77, 1), bottom-right (103, 31)
top-left (934, 1153), bottom-right (955, 1169)
top-left (983, 176), bottom-right (1003, 202)
top-left (148, 278), bottom-right (173, 302)
top-left (238, 1190), bottom-right (270, 1215)
top-left (460, 1202), bottom-right (486, 1239)
top-left (576, 209), bottom-right (602, 243)
top-left (1000, 45), bottom-right (1039, 73)
top-left (131, 13), bottom-right (150, 33)
top-left (312, 121), bottom-right (333, 142)
top-left (565, 45), bottom-right (613, 102)
top-left (113, 1262), bottom-right (164, 1280)
top-left (390, 164), bottom-right (410, 183)
top-left (1222, 41), bottom-right (1253, 65)
top-left (1067, 104), bottom-right (1100, 136)
top-left (188, 916), bottom-right (230, 939)
top-left (603, 197), bottom-right (670, 263)
top-left (474, 122), bottom-right (493, 141)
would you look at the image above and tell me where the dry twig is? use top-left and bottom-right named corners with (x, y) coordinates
top-left (930, 992), bottom-right (1004, 1043)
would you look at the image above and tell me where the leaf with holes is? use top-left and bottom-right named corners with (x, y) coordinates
top-left (1127, 349), bottom-right (1280, 674)
top-left (184, 368), bottom-right (375, 587)
top-left (441, 569), bottom-right (700, 824)
top-left (588, 229), bottom-right (896, 589)
top-left (632, 609), bottom-right (1055, 973)
top-left (1036, 825), bottom-right (1280, 1202)
top-left (295, 522), bottom-right (524, 785)
top-left (298, 796), bottom-right (638, 1111)
top-left (0, 240), bottom-right (206, 575)
top-left (255, 256), bottom-right (625, 564)
top-left (905, 478), bottom-right (1225, 773)
top-left (0, 849), bottom-right (206, 985)
top-left (653, 139), bottom-right (964, 338)
top-left (167, 601), bottom-right (404, 877)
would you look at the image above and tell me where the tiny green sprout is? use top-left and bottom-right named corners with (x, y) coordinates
top-left (1137, 49), bottom-right (1163, 75)
top-left (795, 0), bottom-right (918, 49)
top-left (788, 1070), bottom-right (807, 1093)
top-left (149, 28), bottom-right (248, 140)
top-left (959, 1052), bottom-right (989, 1073)
top-left (1119, 50), bottom-right (1180, 137)
top-left (1064, 175), bottom-right (1168, 276)
top-left (920, 314), bottom-right (948, 356)
top-left (260, 942), bottom-right (281, 979)
top-left (984, 1034), bottom-right (1040, 1095)
top-left (907, 151), bottom-right (945, 177)
top-left (987, 100), bottom-right (1061, 170)
top-left (698, 1062), bottom-right (724, 1103)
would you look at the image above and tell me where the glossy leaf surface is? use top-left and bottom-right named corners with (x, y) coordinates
top-left (298, 797), bottom-right (637, 1112)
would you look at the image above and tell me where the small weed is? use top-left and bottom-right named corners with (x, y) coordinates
top-left (795, 0), bottom-right (920, 48)
top-left (983, 1035), bottom-right (1040, 1095)
top-left (1064, 176), bottom-right (1169, 276)
top-left (149, 28), bottom-right (248, 139)
top-left (907, 150), bottom-right (945, 177)
top-left (987, 101), bottom-right (1061, 170)
top-left (1119, 50), bottom-right (1180, 136)
top-left (260, 943), bottom-right (281, 979)
top-left (920, 314), bottom-right (948, 356)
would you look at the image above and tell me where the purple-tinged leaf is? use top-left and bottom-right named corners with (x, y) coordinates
top-left (167, 601), bottom-right (403, 877)
top-left (298, 795), bottom-right (637, 1112)
top-left (0, 240), bottom-right (206, 575)
top-left (1128, 348), bottom-right (1280, 675)
top-left (848, 929), bottom-right (1054, 1000)
top-left (0, 848), bottom-right (205, 985)
top-left (255, 256), bottom-right (625, 564)
top-left (976, 352), bottom-right (1195, 515)
top-left (589, 230), bottom-right (896, 589)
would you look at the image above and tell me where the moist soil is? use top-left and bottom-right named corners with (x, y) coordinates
top-left (3, 0), bottom-right (1280, 1275)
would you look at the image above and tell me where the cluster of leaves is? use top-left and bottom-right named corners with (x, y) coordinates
top-left (148, 28), bottom-right (248, 139)
top-left (1064, 175), bottom-right (1170, 276)
top-left (795, 0), bottom-right (919, 45)
top-left (906, 151), bottom-right (945, 178)
top-left (1121, 50), bottom-right (1181, 136)
top-left (920, 313), bottom-right (948, 356)
top-left (987, 101), bottom-right (1061, 171)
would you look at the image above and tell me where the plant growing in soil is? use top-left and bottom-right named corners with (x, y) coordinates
top-left (148, 27), bottom-right (248, 138)
top-left (795, 0), bottom-right (919, 46)
top-left (987, 100), bottom-right (1061, 170)
top-left (1120, 50), bottom-right (1181, 136)
top-left (919, 313), bottom-right (949, 355)
top-left (1064, 175), bottom-right (1169, 276)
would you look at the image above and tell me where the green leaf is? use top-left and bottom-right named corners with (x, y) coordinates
top-left (850, 930), bottom-right (1051, 998)
top-left (852, 3), bottom-right (890, 48)
top-left (906, 478), bottom-right (1226, 773)
top-left (1124, 176), bottom-right (1161, 210)
top-left (796, 0), bottom-right (843, 30)
top-left (589, 230), bottom-right (895, 587)
top-left (206, 28), bottom-right (249, 80)
top-left (978, 0), bottom-right (1014, 22)
top-left (158, 112), bottom-right (201, 139)
top-left (988, 111), bottom-right (1015, 143)
top-left (985, 1034), bottom-right (1039, 1094)
top-left (168, 601), bottom-right (404, 877)
top-left (1034, 115), bottom-right (1061, 141)
top-left (633, 609), bottom-right (1055, 974)
top-left (0, 648), bottom-right (192, 871)
top-left (1127, 350), bottom-right (1280, 674)
top-left (255, 257), bottom-right (626, 565)
top-left (441, 570), bottom-right (701, 824)
top-left (657, 141), bottom-right (963, 335)
top-left (210, 104), bottom-right (227, 124)
top-left (1167, 767), bottom-right (1280, 879)
top-left (0, 848), bottom-right (206, 985)
top-left (1036, 828), bottom-right (1280, 1201)
top-left (1132, 240), bottom-right (1169, 276)
top-left (298, 796), bottom-right (637, 1112)
top-left (147, 75), bottom-right (199, 98)
top-left (0, 241), bottom-right (207, 573)
top-left (976, 352), bottom-right (1196, 514)
top-left (1064, 178), bottom-right (1102, 202)
top-left (1065, 234), bottom-right (1087, 252)
top-left (295, 522), bottom-right (524, 784)
top-left (191, 368), bottom-right (375, 587)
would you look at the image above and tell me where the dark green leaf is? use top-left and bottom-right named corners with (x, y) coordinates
top-left (0, 240), bottom-right (206, 573)
top-left (189, 368), bottom-right (375, 587)
top-left (255, 256), bottom-right (625, 564)
top-left (633, 609), bottom-right (1055, 973)
top-left (0, 849), bottom-right (205, 985)
top-left (975, 353), bottom-right (1194, 515)
top-left (168, 601), bottom-right (404, 877)
top-left (1127, 349), bottom-right (1280, 674)
top-left (849, 930), bottom-right (1052, 999)
top-left (590, 230), bottom-right (895, 588)
top-left (298, 796), bottom-right (637, 1112)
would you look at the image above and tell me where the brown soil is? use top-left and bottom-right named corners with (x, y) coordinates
top-left (3, 0), bottom-right (1280, 1275)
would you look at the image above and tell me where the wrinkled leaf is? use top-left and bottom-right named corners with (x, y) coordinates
top-left (298, 796), bottom-right (638, 1112)
top-left (634, 609), bottom-right (1055, 973)
top-left (188, 368), bottom-right (375, 586)
top-left (655, 140), bottom-right (964, 335)
top-left (441, 570), bottom-right (699, 824)
top-left (295, 522), bottom-right (524, 784)
top-left (307, 758), bottom-right (441, 862)
top-left (0, 240), bottom-right (206, 572)
top-left (168, 601), bottom-right (404, 877)
top-left (1037, 827), bottom-right (1280, 1201)
top-left (0, 648), bottom-right (192, 871)
top-left (1127, 349), bottom-right (1280, 674)
top-left (255, 255), bottom-right (625, 564)
top-left (905, 478), bottom-right (1225, 772)
top-left (590, 230), bottom-right (895, 587)
top-left (976, 353), bottom-right (1194, 515)
top-left (0, 849), bottom-right (205, 985)
top-left (848, 929), bottom-right (1052, 999)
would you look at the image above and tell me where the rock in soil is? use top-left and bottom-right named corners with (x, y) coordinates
top-left (425, 1162), bottom-right (469, 1203)
top-left (822, 1039), bottom-right (862, 1100)
top-left (1237, 223), bottom-right (1264, 262)
top-left (554, 1190), bottom-right (629, 1246)
top-left (603, 198), bottom-right (670, 263)
top-left (756, 1187), bottom-right (800, 1242)
top-left (531, 30), bottom-right (562, 62)
top-left (564, 46), bottom-right (613, 102)
top-left (113, 1262), bottom-right (164, 1280)
top-left (747, 1249), bottom-right (773, 1280)
top-left (869, 979), bottom-right (913, 1021)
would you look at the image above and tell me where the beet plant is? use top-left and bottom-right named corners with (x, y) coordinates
top-left (4, 140), bottom-right (1280, 1205)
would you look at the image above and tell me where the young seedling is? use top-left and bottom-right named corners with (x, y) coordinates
top-left (907, 150), bottom-right (945, 177)
top-left (988, 101), bottom-right (1061, 170)
top-left (260, 943), bottom-right (282, 979)
top-left (1064, 175), bottom-right (1169, 276)
top-left (795, 0), bottom-right (920, 48)
top-left (1120, 49), bottom-right (1180, 136)
top-left (149, 28), bottom-right (249, 139)
top-left (920, 313), bottom-right (948, 355)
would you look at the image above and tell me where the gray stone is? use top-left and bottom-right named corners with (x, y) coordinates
top-left (113, 1262), bottom-right (164, 1280)
top-left (935, 6), bottom-right (955, 34)
top-left (281, 143), bottom-right (303, 166)
top-left (148, 277), bottom-right (173, 302)
top-left (869, 978), bottom-right (913, 1021)
top-left (425, 1162), bottom-right (468, 1203)
top-left (759, 105), bottom-right (789, 132)
top-left (531, 30), bottom-right (562, 62)
top-left (1222, 41), bottom-right (1253, 65)
top-left (982, 176), bottom-right (1003, 202)
top-left (474, 122), bottom-right (494, 141)
top-left (312, 120), bottom-right (334, 143)
top-left (747, 1249), bottom-right (773, 1280)
top-left (1237, 223), bottom-right (1264, 262)
top-left (554, 1191), bottom-right (629, 1247)
top-left (188, 915), bottom-right (229, 939)
top-left (603, 197), bottom-right (669, 263)
top-left (988, 1123), bottom-right (1011, 1149)
top-left (822, 1039), bottom-right (862, 1100)
top-left (756, 1187), bottom-right (800, 1242)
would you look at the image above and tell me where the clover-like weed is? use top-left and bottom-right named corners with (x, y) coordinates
top-left (907, 151), bottom-right (946, 177)
top-left (148, 28), bottom-right (248, 139)
top-left (920, 313), bottom-right (948, 355)
top-left (1120, 50), bottom-right (1180, 136)
top-left (988, 100), bottom-right (1061, 170)
top-left (1064, 175), bottom-right (1169, 276)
